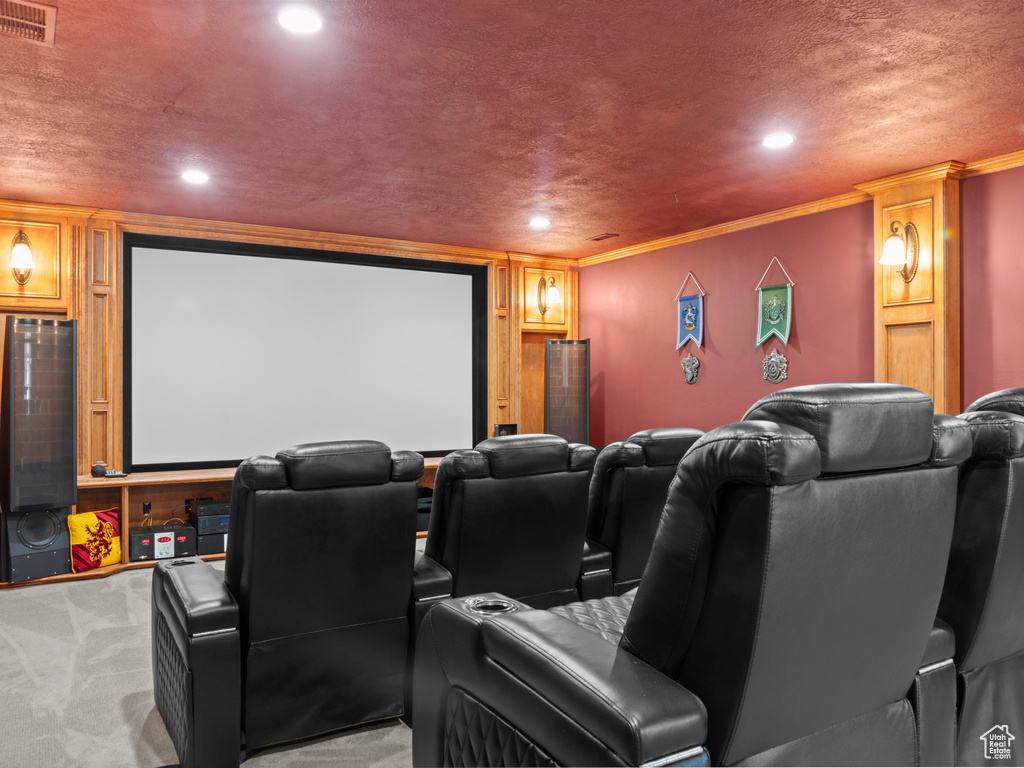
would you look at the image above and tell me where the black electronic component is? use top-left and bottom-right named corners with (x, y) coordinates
top-left (188, 498), bottom-right (230, 536)
top-left (129, 525), bottom-right (195, 561)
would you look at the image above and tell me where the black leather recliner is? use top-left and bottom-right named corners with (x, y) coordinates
top-left (939, 388), bottom-right (1024, 767)
top-left (585, 427), bottom-right (704, 597)
top-left (151, 440), bottom-right (423, 767)
top-left (412, 383), bottom-right (970, 766)
top-left (411, 434), bottom-right (598, 629)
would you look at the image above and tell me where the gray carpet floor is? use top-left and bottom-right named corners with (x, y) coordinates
top-left (0, 564), bottom-right (413, 768)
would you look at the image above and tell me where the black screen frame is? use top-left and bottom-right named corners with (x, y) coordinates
top-left (123, 232), bottom-right (488, 473)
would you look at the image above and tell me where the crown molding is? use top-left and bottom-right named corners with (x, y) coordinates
top-left (0, 198), bottom-right (511, 266)
top-left (576, 191), bottom-right (871, 268)
top-left (961, 148), bottom-right (1024, 178)
top-left (578, 146), bottom-right (1024, 268)
top-left (854, 160), bottom-right (968, 195)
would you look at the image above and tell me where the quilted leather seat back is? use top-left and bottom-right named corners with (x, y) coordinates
top-left (621, 383), bottom-right (968, 764)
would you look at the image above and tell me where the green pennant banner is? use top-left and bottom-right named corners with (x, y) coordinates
top-left (756, 283), bottom-right (792, 346)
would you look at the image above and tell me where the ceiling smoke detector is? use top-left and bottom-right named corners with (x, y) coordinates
top-left (0, 0), bottom-right (57, 46)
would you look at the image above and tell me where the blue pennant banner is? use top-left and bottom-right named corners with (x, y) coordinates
top-left (676, 293), bottom-right (704, 350)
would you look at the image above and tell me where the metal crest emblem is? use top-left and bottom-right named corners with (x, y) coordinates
top-left (762, 350), bottom-right (787, 384)
top-left (681, 354), bottom-right (699, 384)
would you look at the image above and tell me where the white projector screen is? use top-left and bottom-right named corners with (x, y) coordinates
top-left (124, 235), bottom-right (486, 471)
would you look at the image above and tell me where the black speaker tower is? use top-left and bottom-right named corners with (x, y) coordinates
top-left (544, 338), bottom-right (590, 445)
top-left (1, 317), bottom-right (78, 583)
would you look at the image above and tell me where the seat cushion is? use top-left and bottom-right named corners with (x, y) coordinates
top-left (549, 592), bottom-right (635, 645)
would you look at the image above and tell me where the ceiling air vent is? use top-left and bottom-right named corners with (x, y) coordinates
top-left (0, 0), bottom-right (57, 46)
top-left (587, 233), bottom-right (620, 242)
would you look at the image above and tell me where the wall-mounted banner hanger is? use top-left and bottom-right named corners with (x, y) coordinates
top-left (675, 272), bottom-right (706, 350)
top-left (754, 257), bottom-right (794, 346)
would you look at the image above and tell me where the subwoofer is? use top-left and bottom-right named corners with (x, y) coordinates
top-left (1, 317), bottom-right (77, 583)
top-left (2, 509), bottom-right (71, 582)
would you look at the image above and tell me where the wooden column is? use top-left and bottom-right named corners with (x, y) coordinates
top-left (856, 162), bottom-right (964, 415)
top-left (79, 219), bottom-right (119, 473)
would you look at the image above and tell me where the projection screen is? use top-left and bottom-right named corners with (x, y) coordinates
top-left (124, 234), bottom-right (486, 472)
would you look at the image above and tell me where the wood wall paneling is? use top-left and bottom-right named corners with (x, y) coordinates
top-left (519, 332), bottom-right (551, 434)
top-left (82, 224), bottom-right (117, 473)
top-left (506, 261), bottom-right (522, 435)
top-left (885, 322), bottom-right (935, 398)
top-left (496, 263), bottom-right (508, 311)
top-left (494, 262), bottom-right (511, 432)
top-left (90, 293), bottom-right (108, 400)
top-left (92, 228), bottom-right (109, 285)
top-left (0, 219), bottom-right (63, 306)
top-left (90, 411), bottom-right (109, 467)
top-left (882, 200), bottom-right (934, 306)
top-left (860, 163), bottom-right (963, 415)
top-left (523, 266), bottom-right (567, 326)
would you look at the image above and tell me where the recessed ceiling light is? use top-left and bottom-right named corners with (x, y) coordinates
top-left (278, 5), bottom-right (323, 34)
top-left (181, 170), bottom-right (209, 184)
top-left (529, 216), bottom-right (551, 230)
top-left (763, 132), bottom-right (794, 149)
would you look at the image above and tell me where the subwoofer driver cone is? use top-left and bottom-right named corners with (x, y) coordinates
top-left (17, 510), bottom-right (61, 549)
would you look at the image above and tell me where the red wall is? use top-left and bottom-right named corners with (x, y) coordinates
top-left (961, 164), bottom-right (1024, 408)
top-left (579, 202), bottom-right (876, 443)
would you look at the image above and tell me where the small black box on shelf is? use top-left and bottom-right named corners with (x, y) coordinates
top-left (187, 498), bottom-right (230, 536)
top-left (197, 533), bottom-right (227, 556)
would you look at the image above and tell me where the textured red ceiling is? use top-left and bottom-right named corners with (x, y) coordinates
top-left (2, 0), bottom-right (1023, 258)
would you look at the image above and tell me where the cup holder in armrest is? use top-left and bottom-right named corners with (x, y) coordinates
top-left (465, 597), bottom-right (517, 615)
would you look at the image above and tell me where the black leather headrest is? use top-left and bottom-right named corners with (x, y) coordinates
top-left (235, 455), bottom-right (288, 491)
top-left (960, 411), bottom-right (1024, 460)
top-left (276, 440), bottom-right (393, 490)
top-left (594, 441), bottom-right (645, 471)
top-left (964, 387), bottom-right (1024, 418)
top-left (742, 383), bottom-right (934, 473)
top-left (568, 443), bottom-right (597, 472)
top-left (928, 414), bottom-right (973, 467)
top-left (627, 427), bottom-right (705, 467)
top-left (391, 450), bottom-right (425, 482)
top-left (475, 434), bottom-right (594, 478)
top-left (685, 421), bottom-right (822, 488)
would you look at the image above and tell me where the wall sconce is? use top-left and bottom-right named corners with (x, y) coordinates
top-left (879, 220), bottom-right (919, 283)
top-left (537, 276), bottom-right (561, 317)
top-left (10, 230), bottom-right (34, 285)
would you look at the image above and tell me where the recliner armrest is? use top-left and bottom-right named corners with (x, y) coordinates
top-left (151, 557), bottom-right (241, 768)
top-left (412, 551), bottom-right (453, 634)
top-left (485, 610), bottom-right (708, 764)
top-left (414, 595), bottom-right (708, 767)
top-left (413, 551), bottom-right (452, 601)
top-left (579, 539), bottom-right (614, 600)
top-left (921, 618), bottom-right (955, 668)
top-left (155, 557), bottom-right (237, 638)
top-left (581, 539), bottom-right (613, 574)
